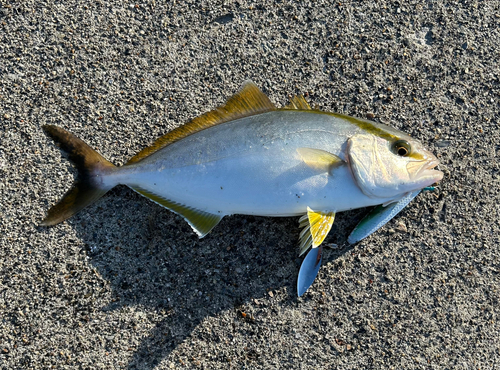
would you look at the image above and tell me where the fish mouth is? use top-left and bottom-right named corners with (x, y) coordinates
top-left (407, 157), bottom-right (444, 187)
top-left (424, 158), bottom-right (440, 171)
top-left (407, 158), bottom-right (443, 185)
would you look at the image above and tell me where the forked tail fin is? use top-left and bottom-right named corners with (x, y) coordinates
top-left (41, 125), bottom-right (117, 226)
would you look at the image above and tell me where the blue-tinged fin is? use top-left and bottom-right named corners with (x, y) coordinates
top-left (296, 148), bottom-right (344, 173)
top-left (347, 190), bottom-right (421, 244)
top-left (131, 186), bottom-right (223, 237)
top-left (297, 245), bottom-right (323, 297)
top-left (298, 208), bottom-right (336, 256)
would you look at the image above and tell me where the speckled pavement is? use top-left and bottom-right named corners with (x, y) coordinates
top-left (1, 1), bottom-right (500, 369)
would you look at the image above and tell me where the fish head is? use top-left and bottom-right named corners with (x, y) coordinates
top-left (347, 130), bottom-right (443, 199)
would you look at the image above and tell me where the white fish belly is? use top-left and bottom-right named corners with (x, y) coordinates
top-left (114, 152), bottom-right (384, 217)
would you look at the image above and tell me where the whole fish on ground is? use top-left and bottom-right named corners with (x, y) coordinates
top-left (41, 81), bottom-right (443, 295)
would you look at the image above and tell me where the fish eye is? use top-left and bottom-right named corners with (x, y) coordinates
top-left (392, 140), bottom-right (411, 157)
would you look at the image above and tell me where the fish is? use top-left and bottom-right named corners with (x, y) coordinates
top-left (40, 81), bottom-right (443, 296)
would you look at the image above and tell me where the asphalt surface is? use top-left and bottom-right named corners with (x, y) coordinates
top-left (1, 1), bottom-right (500, 369)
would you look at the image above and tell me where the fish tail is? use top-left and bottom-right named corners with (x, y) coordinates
top-left (41, 125), bottom-right (117, 226)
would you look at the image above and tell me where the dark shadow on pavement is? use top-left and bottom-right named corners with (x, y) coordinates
top-left (70, 186), bottom-right (362, 369)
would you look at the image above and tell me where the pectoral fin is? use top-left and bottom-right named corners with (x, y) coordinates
top-left (131, 186), bottom-right (223, 237)
top-left (347, 190), bottom-right (421, 244)
top-left (296, 148), bottom-right (344, 172)
top-left (298, 207), bottom-right (336, 256)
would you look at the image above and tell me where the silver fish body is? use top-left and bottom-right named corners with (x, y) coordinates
top-left (40, 81), bottom-right (443, 295)
top-left (108, 110), bottom-right (390, 218)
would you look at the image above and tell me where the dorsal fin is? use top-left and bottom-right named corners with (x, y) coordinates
top-left (127, 81), bottom-right (276, 164)
top-left (284, 95), bottom-right (312, 110)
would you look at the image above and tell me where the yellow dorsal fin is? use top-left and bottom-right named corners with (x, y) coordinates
top-left (298, 208), bottom-right (335, 255)
top-left (284, 95), bottom-right (311, 110)
top-left (296, 148), bottom-right (344, 172)
top-left (127, 80), bottom-right (276, 164)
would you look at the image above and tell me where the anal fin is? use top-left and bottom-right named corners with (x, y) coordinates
top-left (131, 187), bottom-right (223, 237)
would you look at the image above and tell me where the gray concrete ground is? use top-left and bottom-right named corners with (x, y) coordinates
top-left (1, 1), bottom-right (500, 369)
